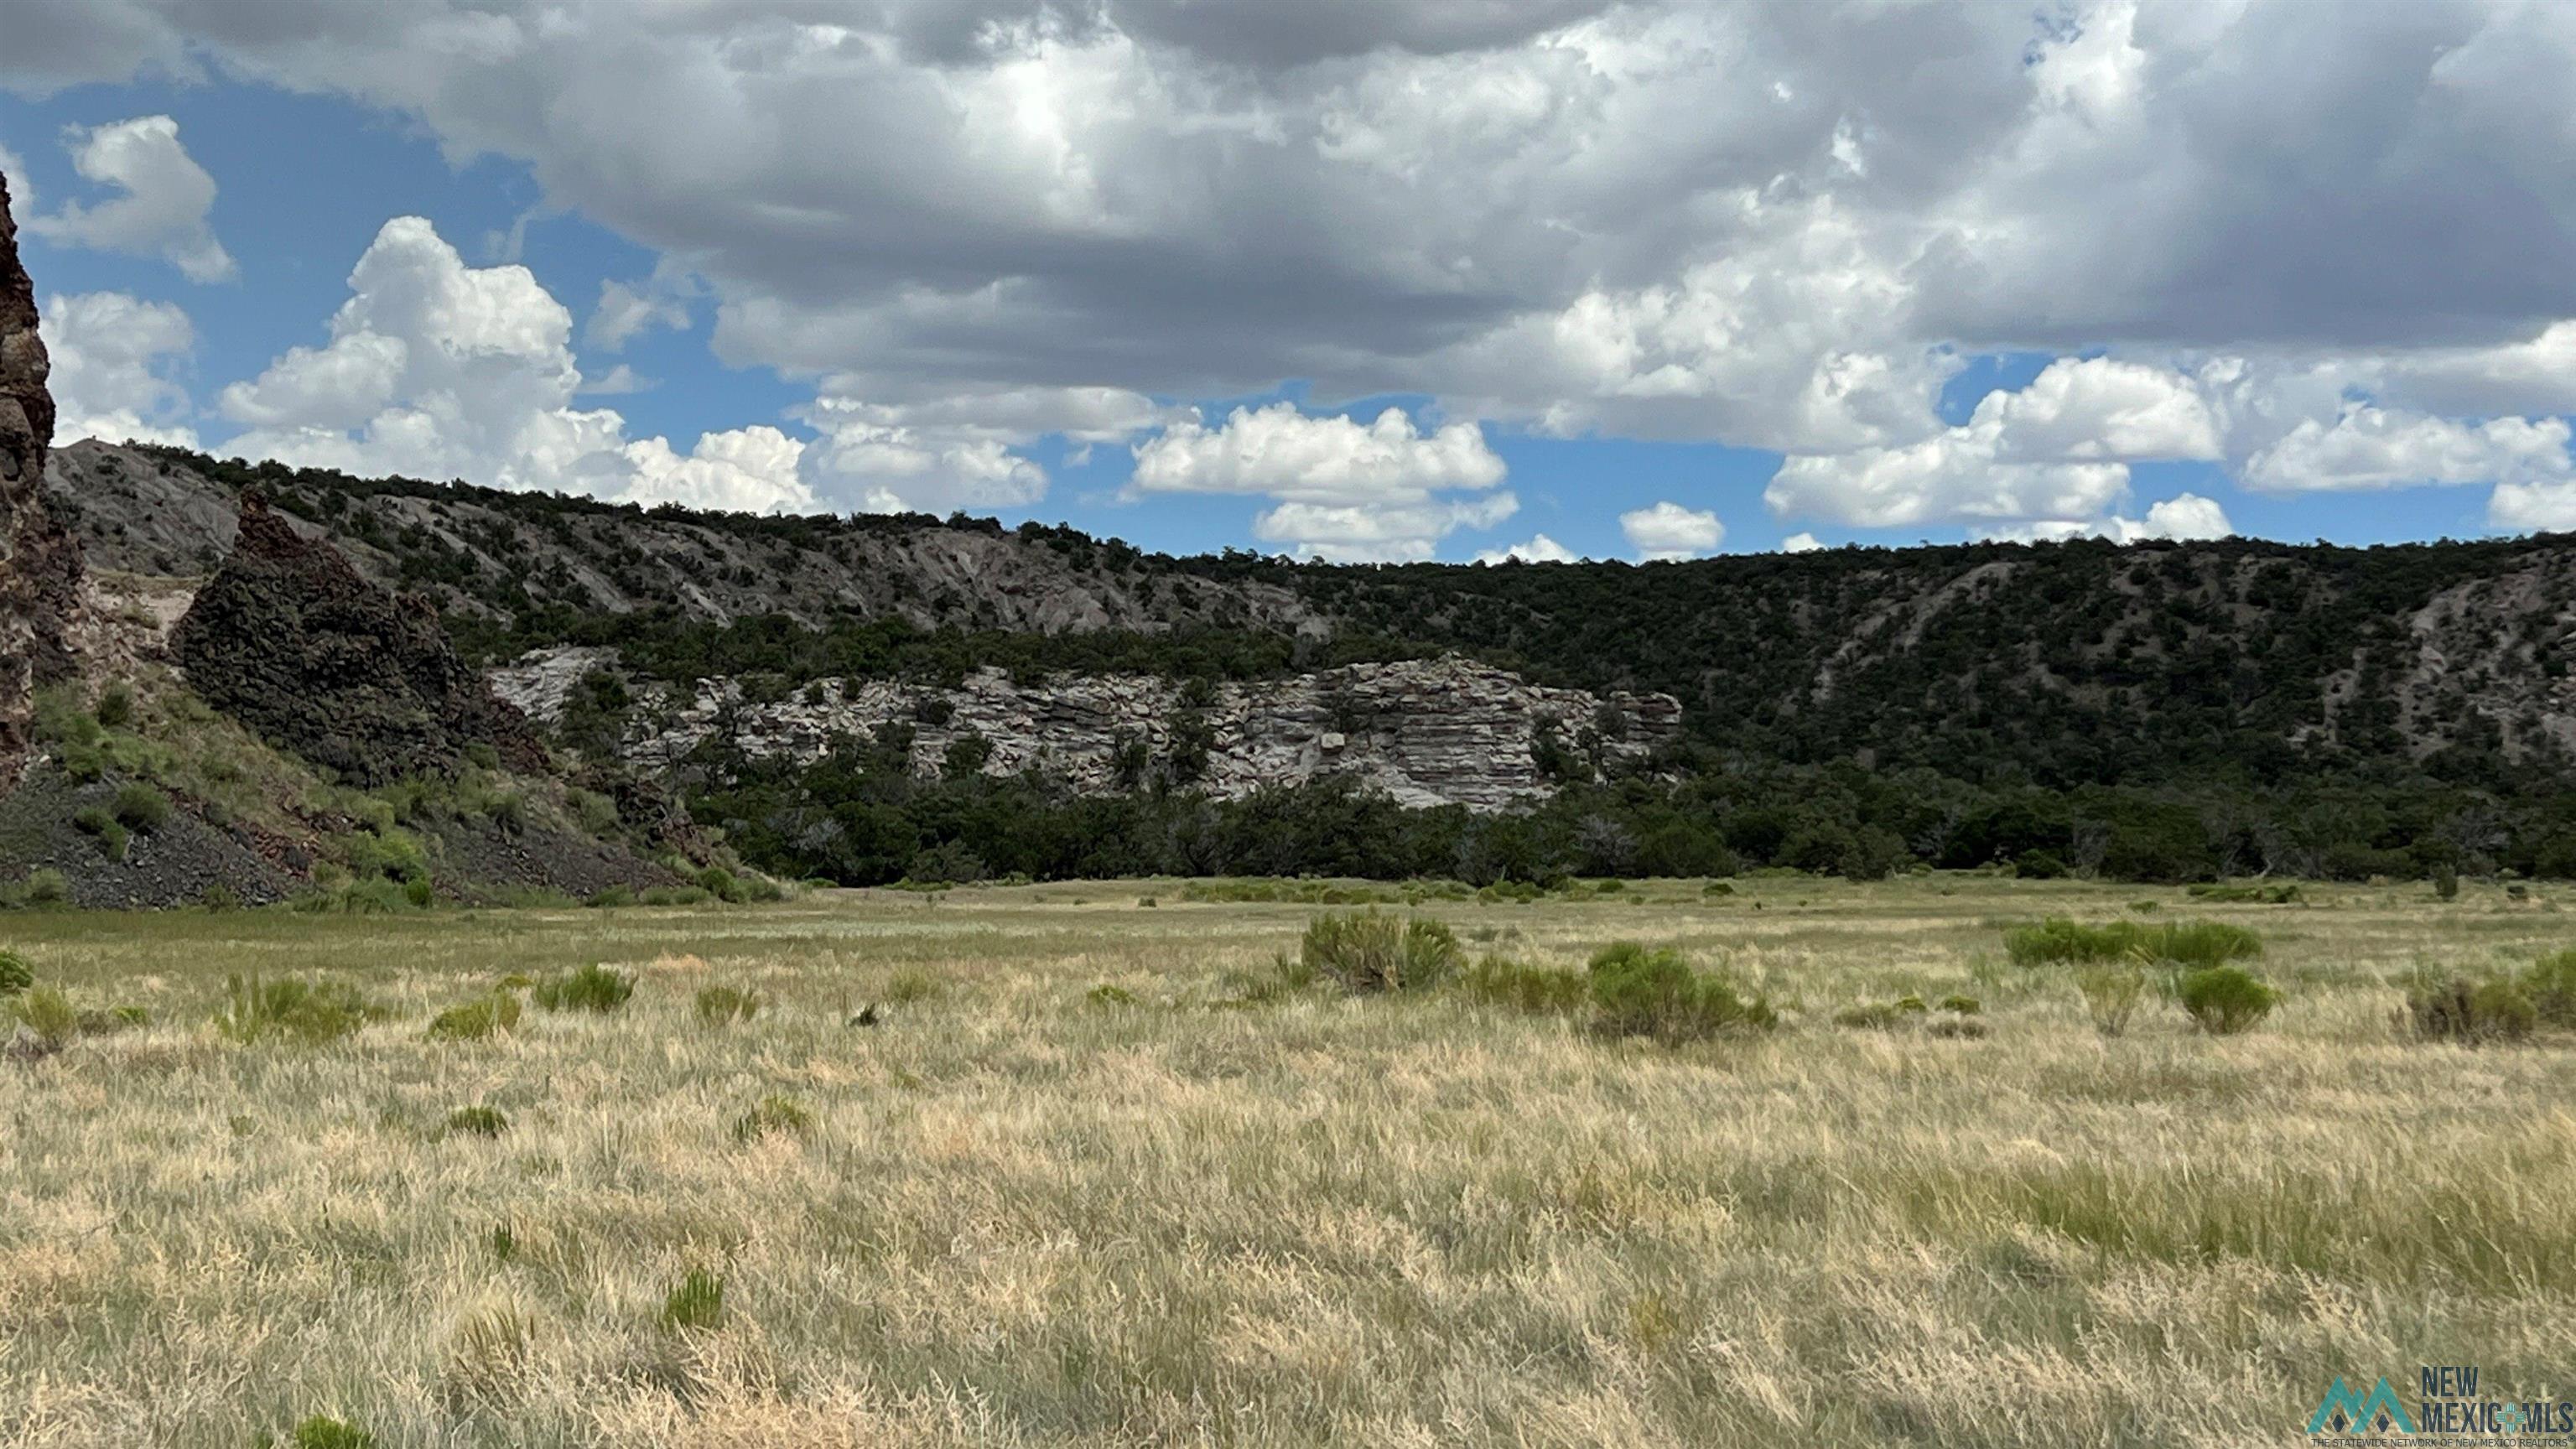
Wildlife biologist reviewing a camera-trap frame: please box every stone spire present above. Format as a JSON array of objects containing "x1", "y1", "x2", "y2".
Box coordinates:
[{"x1": 1, "y1": 168, "x2": 86, "y2": 786}]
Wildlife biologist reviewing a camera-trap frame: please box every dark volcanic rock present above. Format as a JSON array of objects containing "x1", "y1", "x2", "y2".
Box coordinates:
[
  {"x1": 0, "y1": 170, "x2": 86, "y2": 787},
  {"x1": 172, "y1": 495, "x2": 548, "y2": 787}
]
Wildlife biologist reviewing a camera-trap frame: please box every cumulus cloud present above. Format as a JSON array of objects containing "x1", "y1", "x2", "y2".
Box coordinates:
[
  {"x1": 2240, "y1": 406, "x2": 2573, "y2": 492},
  {"x1": 28, "y1": 116, "x2": 233, "y2": 282},
  {"x1": 801, "y1": 384, "x2": 1167, "y2": 515},
  {"x1": 587, "y1": 262, "x2": 699, "y2": 353},
  {"x1": 1779, "y1": 532, "x2": 1824, "y2": 553},
  {"x1": 40, "y1": 290, "x2": 198, "y2": 446},
  {"x1": 1981, "y1": 492, "x2": 2236, "y2": 544},
  {"x1": 1620, "y1": 501, "x2": 1724, "y2": 561},
  {"x1": 218, "y1": 216, "x2": 810, "y2": 512},
  {"x1": 1476, "y1": 533, "x2": 1578, "y2": 564},
  {"x1": 1130, "y1": 402, "x2": 1511, "y2": 559},
  {"x1": 0, "y1": 142, "x2": 32, "y2": 207},
  {"x1": 18, "y1": 3, "x2": 2576, "y2": 538}
]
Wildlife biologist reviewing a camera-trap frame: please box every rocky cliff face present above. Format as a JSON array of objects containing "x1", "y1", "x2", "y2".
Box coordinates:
[
  {"x1": 496, "y1": 649, "x2": 1681, "y2": 812},
  {"x1": 0, "y1": 171, "x2": 85, "y2": 787},
  {"x1": 173, "y1": 497, "x2": 548, "y2": 787}
]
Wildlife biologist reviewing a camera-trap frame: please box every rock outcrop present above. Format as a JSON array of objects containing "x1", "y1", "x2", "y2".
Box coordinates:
[
  {"x1": 0, "y1": 170, "x2": 85, "y2": 787},
  {"x1": 174, "y1": 496, "x2": 548, "y2": 786},
  {"x1": 496, "y1": 650, "x2": 1682, "y2": 812}
]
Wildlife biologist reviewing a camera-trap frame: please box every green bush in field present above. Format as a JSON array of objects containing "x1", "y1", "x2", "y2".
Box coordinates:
[
  {"x1": 1301, "y1": 910, "x2": 1462, "y2": 993},
  {"x1": 11, "y1": 984, "x2": 80, "y2": 1052},
  {"x1": 2405, "y1": 974, "x2": 2536, "y2": 1044},
  {"x1": 2177, "y1": 965, "x2": 2281, "y2": 1036},
  {"x1": 1936, "y1": 993, "x2": 1981, "y2": 1015},
  {"x1": 660, "y1": 1268, "x2": 725, "y2": 1330},
  {"x1": 2526, "y1": 949, "x2": 2576, "y2": 1026},
  {"x1": 72, "y1": 807, "x2": 129, "y2": 861},
  {"x1": 732, "y1": 1094, "x2": 811, "y2": 1144},
  {"x1": 1586, "y1": 942, "x2": 1774, "y2": 1042},
  {"x1": 2004, "y1": 917, "x2": 2262, "y2": 969},
  {"x1": 1459, "y1": 954, "x2": 1587, "y2": 1015},
  {"x1": 1085, "y1": 983, "x2": 1137, "y2": 1007},
  {"x1": 2076, "y1": 963, "x2": 2148, "y2": 1037},
  {"x1": 0, "y1": 949, "x2": 30, "y2": 995},
  {"x1": 695, "y1": 983, "x2": 761, "y2": 1026},
  {"x1": 428, "y1": 992, "x2": 523, "y2": 1041},
  {"x1": 23, "y1": 869, "x2": 69, "y2": 907},
  {"x1": 257, "y1": 1415, "x2": 378, "y2": 1449},
  {"x1": 443, "y1": 1105, "x2": 511, "y2": 1138},
  {"x1": 216, "y1": 975, "x2": 381, "y2": 1045},
  {"x1": 533, "y1": 963, "x2": 633, "y2": 1013}
]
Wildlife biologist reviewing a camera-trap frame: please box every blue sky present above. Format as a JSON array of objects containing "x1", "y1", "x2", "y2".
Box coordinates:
[{"x1": 5, "y1": 2, "x2": 2573, "y2": 563}]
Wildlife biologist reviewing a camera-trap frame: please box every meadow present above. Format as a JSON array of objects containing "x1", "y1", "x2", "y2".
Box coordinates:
[{"x1": 3, "y1": 874, "x2": 2572, "y2": 1447}]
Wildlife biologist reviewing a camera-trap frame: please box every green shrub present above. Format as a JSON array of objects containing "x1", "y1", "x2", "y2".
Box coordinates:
[
  {"x1": 428, "y1": 992, "x2": 523, "y2": 1041},
  {"x1": 443, "y1": 1105, "x2": 511, "y2": 1138},
  {"x1": 2433, "y1": 864, "x2": 2461, "y2": 901},
  {"x1": 0, "y1": 950, "x2": 29, "y2": 995},
  {"x1": 402, "y1": 877, "x2": 434, "y2": 909},
  {"x1": 2405, "y1": 974, "x2": 2536, "y2": 1044},
  {"x1": 532, "y1": 963, "x2": 633, "y2": 1013},
  {"x1": 2075, "y1": 963, "x2": 2147, "y2": 1037},
  {"x1": 1936, "y1": 993, "x2": 1981, "y2": 1015},
  {"x1": 2526, "y1": 950, "x2": 2576, "y2": 1026},
  {"x1": 216, "y1": 976, "x2": 381, "y2": 1044},
  {"x1": 2177, "y1": 966, "x2": 2281, "y2": 1036},
  {"x1": 201, "y1": 883, "x2": 240, "y2": 911},
  {"x1": 23, "y1": 869, "x2": 68, "y2": 907},
  {"x1": 11, "y1": 984, "x2": 80, "y2": 1052},
  {"x1": 1300, "y1": 911, "x2": 1462, "y2": 993},
  {"x1": 660, "y1": 1268, "x2": 725, "y2": 1330},
  {"x1": 73, "y1": 808, "x2": 129, "y2": 861},
  {"x1": 1084, "y1": 983, "x2": 1137, "y2": 1007},
  {"x1": 1459, "y1": 954, "x2": 1587, "y2": 1015},
  {"x1": 732, "y1": 1094, "x2": 811, "y2": 1144},
  {"x1": 586, "y1": 885, "x2": 636, "y2": 908},
  {"x1": 93, "y1": 683, "x2": 135, "y2": 730},
  {"x1": 1586, "y1": 942, "x2": 1775, "y2": 1042},
  {"x1": 2003, "y1": 917, "x2": 2262, "y2": 969},
  {"x1": 259, "y1": 1415, "x2": 378, "y2": 1449},
  {"x1": 695, "y1": 983, "x2": 761, "y2": 1026},
  {"x1": 112, "y1": 782, "x2": 171, "y2": 833}
]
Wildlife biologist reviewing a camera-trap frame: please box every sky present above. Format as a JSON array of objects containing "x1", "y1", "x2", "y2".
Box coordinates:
[{"x1": 3, "y1": 1, "x2": 2573, "y2": 564}]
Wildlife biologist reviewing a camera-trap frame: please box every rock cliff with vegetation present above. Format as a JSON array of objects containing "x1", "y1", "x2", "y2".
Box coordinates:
[{"x1": 0, "y1": 174, "x2": 84, "y2": 787}]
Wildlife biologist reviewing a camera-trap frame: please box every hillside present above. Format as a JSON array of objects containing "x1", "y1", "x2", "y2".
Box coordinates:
[{"x1": 29, "y1": 437, "x2": 2576, "y2": 890}]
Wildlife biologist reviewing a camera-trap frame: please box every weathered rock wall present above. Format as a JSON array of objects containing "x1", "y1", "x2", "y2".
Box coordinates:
[
  {"x1": 173, "y1": 497, "x2": 548, "y2": 787},
  {"x1": 0, "y1": 170, "x2": 85, "y2": 787},
  {"x1": 495, "y1": 649, "x2": 1682, "y2": 812}
]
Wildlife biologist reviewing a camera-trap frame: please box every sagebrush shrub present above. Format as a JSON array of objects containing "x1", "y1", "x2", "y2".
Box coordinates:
[
  {"x1": 11, "y1": 984, "x2": 80, "y2": 1052},
  {"x1": 1459, "y1": 954, "x2": 1587, "y2": 1015},
  {"x1": 2005, "y1": 917, "x2": 2262, "y2": 969},
  {"x1": 1586, "y1": 942, "x2": 1774, "y2": 1042},
  {"x1": 0, "y1": 949, "x2": 30, "y2": 995},
  {"x1": 1937, "y1": 994, "x2": 1982, "y2": 1015},
  {"x1": 1301, "y1": 911, "x2": 1462, "y2": 993},
  {"x1": 533, "y1": 963, "x2": 633, "y2": 1013},
  {"x1": 2405, "y1": 974, "x2": 2535, "y2": 1044},
  {"x1": 694, "y1": 983, "x2": 762, "y2": 1026},
  {"x1": 661, "y1": 1269, "x2": 725, "y2": 1330},
  {"x1": 428, "y1": 992, "x2": 523, "y2": 1041},
  {"x1": 2178, "y1": 965, "x2": 2281, "y2": 1036},
  {"x1": 2076, "y1": 963, "x2": 2148, "y2": 1036},
  {"x1": 112, "y1": 782, "x2": 171, "y2": 834},
  {"x1": 216, "y1": 975, "x2": 380, "y2": 1044},
  {"x1": 262, "y1": 1416, "x2": 377, "y2": 1449},
  {"x1": 1085, "y1": 983, "x2": 1137, "y2": 1007},
  {"x1": 2526, "y1": 949, "x2": 2576, "y2": 1026}
]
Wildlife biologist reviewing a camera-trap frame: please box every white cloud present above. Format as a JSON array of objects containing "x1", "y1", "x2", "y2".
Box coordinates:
[
  {"x1": 27, "y1": 116, "x2": 233, "y2": 282},
  {"x1": 1619, "y1": 501, "x2": 1724, "y2": 561},
  {"x1": 1476, "y1": 533, "x2": 1577, "y2": 564},
  {"x1": 2490, "y1": 480, "x2": 2576, "y2": 533},
  {"x1": 2241, "y1": 406, "x2": 2573, "y2": 492},
  {"x1": 587, "y1": 262, "x2": 699, "y2": 352},
  {"x1": 1971, "y1": 357, "x2": 2222, "y2": 463},
  {"x1": 1982, "y1": 492, "x2": 2236, "y2": 544},
  {"x1": 39, "y1": 289, "x2": 198, "y2": 446},
  {"x1": 1130, "y1": 402, "x2": 1511, "y2": 558},
  {"x1": 0, "y1": 142, "x2": 31, "y2": 208},
  {"x1": 1779, "y1": 532, "x2": 1823, "y2": 553},
  {"x1": 799, "y1": 384, "x2": 1166, "y2": 515},
  {"x1": 216, "y1": 215, "x2": 811, "y2": 512}
]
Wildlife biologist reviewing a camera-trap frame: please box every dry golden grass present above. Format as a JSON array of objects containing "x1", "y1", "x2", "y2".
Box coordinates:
[{"x1": 3, "y1": 874, "x2": 2573, "y2": 1446}]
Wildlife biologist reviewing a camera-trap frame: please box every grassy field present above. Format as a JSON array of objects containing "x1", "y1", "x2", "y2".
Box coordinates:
[{"x1": 3, "y1": 874, "x2": 2572, "y2": 1447}]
